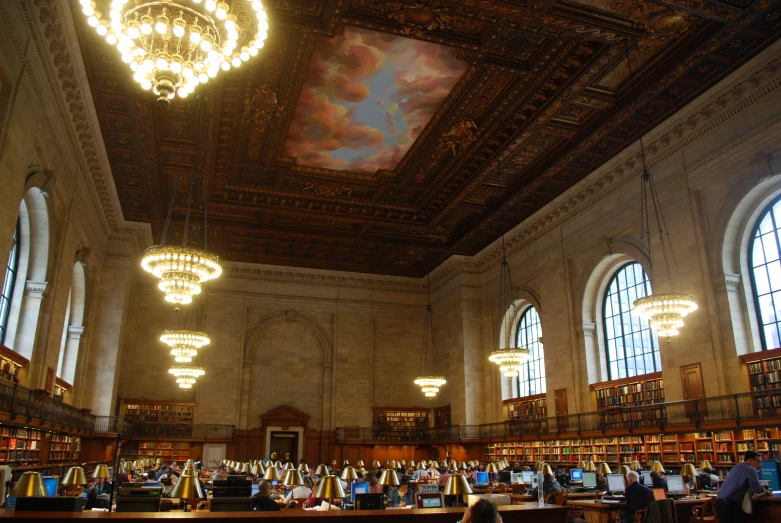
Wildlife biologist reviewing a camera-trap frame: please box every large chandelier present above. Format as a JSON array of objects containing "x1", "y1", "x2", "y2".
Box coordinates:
[
  {"x1": 141, "y1": 170, "x2": 222, "y2": 304},
  {"x1": 622, "y1": 41, "x2": 697, "y2": 338},
  {"x1": 160, "y1": 329, "x2": 210, "y2": 362},
  {"x1": 414, "y1": 276, "x2": 446, "y2": 398},
  {"x1": 168, "y1": 365, "x2": 205, "y2": 389},
  {"x1": 489, "y1": 236, "x2": 530, "y2": 376},
  {"x1": 80, "y1": 0, "x2": 269, "y2": 107}
]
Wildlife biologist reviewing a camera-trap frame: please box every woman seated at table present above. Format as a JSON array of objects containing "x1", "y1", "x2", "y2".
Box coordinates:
[
  {"x1": 366, "y1": 472, "x2": 383, "y2": 494},
  {"x1": 389, "y1": 481, "x2": 415, "y2": 507}
]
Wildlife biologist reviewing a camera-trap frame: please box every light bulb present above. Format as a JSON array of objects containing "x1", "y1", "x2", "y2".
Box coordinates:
[
  {"x1": 88, "y1": 16, "x2": 99, "y2": 27},
  {"x1": 240, "y1": 51, "x2": 249, "y2": 61},
  {"x1": 198, "y1": 72, "x2": 208, "y2": 83},
  {"x1": 205, "y1": 0, "x2": 216, "y2": 11},
  {"x1": 173, "y1": 25, "x2": 185, "y2": 38},
  {"x1": 248, "y1": 46, "x2": 258, "y2": 56},
  {"x1": 178, "y1": 88, "x2": 189, "y2": 98},
  {"x1": 141, "y1": 79, "x2": 153, "y2": 90},
  {"x1": 167, "y1": 92, "x2": 175, "y2": 99},
  {"x1": 133, "y1": 70, "x2": 145, "y2": 82},
  {"x1": 128, "y1": 26, "x2": 140, "y2": 39},
  {"x1": 156, "y1": 58, "x2": 168, "y2": 70},
  {"x1": 228, "y1": 30, "x2": 238, "y2": 41},
  {"x1": 122, "y1": 53, "x2": 132, "y2": 63},
  {"x1": 140, "y1": 23, "x2": 152, "y2": 34},
  {"x1": 170, "y1": 60, "x2": 182, "y2": 73},
  {"x1": 207, "y1": 68, "x2": 218, "y2": 78},
  {"x1": 216, "y1": 6, "x2": 227, "y2": 19},
  {"x1": 257, "y1": 10, "x2": 267, "y2": 21},
  {"x1": 253, "y1": 0, "x2": 263, "y2": 10},
  {"x1": 152, "y1": 85, "x2": 160, "y2": 95},
  {"x1": 106, "y1": 33, "x2": 117, "y2": 45},
  {"x1": 260, "y1": 20, "x2": 269, "y2": 32},
  {"x1": 225, "y1": 19, "x2": 235, "y2": 31},
  {"x1": 232, "y1": 56, "x2": 241, "y2": 67},
  {"x1": 82, "y1": 4, "x2": 94, "y2": 16},
  {"x1": 155, "y1": 21, "x2": 167, "y2": 34},
  {"x1": 190, "y1": 30, "x2": 201, "y2": 44},
  {"x1": 220, "y1": 61, "x2": 230, "y2": 71},
  {"x1": 183, "y1": 66, "x2": 194, "y2": 78}
]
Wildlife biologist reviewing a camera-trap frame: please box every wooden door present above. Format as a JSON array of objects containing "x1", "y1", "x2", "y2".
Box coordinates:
[
  {"x1": 680, "y1": 363, "x2": 705, "y2": 400},
  {"x1": 554, "y1": 389, "x2": 568, "y2": 431}
]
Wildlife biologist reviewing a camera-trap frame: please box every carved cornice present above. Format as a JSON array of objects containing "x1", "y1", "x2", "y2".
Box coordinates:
[
  {"x1": 578, "y1": 323, "x2": 596, "y2": 336},
  {"x1": 470, "y1": 50, "x2": 781, "y2": 272},
  {"x1": 712, "y1": 272, "x2": 741, "y2": 294},
  {"x1": 24, "y1": 280, "x2": 48, "y2": 296},
  {"x1": 67, "y1": 326, "x2": 84, "y2": 339}
]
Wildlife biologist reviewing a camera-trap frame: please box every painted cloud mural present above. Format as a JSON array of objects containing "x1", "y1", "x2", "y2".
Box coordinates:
[{"x1": 282, "y1": 28, "x2": 467, "y2": 173}]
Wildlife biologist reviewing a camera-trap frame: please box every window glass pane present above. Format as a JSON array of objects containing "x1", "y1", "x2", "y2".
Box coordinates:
[
  {"x1": 751, "y1": 199, "x2": 781, "y2": 350},
  {"x1": 763, "y1": 234, "x2": 780, "y2": 263},
  {"x1": 759, "y1": 213, "x2": 773, "y2": 234},
  {"x1": 602, "y1": 263, "x2": 660, "y2": 379},
  {"x1": 0, "y1": 221, "x2": 20, "y2": 345},
  {"x1": 753, "y1": 238, "x2": 767, "y2": 267},
  {"x1": 755, "y1": 265, "x2": 771, "y2": 295},
  {"x1": 514, "y1": 306, "x2": 545, "y2": 397}
]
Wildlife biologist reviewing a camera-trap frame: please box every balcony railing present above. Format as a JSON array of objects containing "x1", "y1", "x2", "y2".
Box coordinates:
[
  {"x1": 92, "y1": 416, "x2": 133, "y2": 437},
  {"x1": 335, "y1": 389, "x2": 781, "y2": 443},
  {"x1": 0, "y1": 377, "x2": 95, "y2": 432},
  {"x1": 128, "y1": 422, "x2": 234, "y2": 440}
]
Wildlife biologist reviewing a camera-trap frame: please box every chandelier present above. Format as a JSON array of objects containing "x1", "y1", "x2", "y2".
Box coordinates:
[
  {"x1": 160, "y1": 329, "x2": 210, "y2": 362},
  {"x1": 414, "y1": 276, "x2": 446, "y2": 398},
  {"x1": 489, "y1": 236, "x2": 530, "y2": 376},
  {"x1": 622, "y1": 41, "x2": 697, "y2": 338},
  {"x1": 141, "y1": 169, "x2": 222, "y2": 304},
  {"x1": 80, "y1": 0, "x2": 269, "y2": 107},
  {"x1": 168, "y1": 365, "x2": 205, "y2": 389}
]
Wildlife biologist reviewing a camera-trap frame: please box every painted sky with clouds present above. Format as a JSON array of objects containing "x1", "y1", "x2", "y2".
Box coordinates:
[{"x1": 282, "y1": 28, "x2": 467, "y2": 173}]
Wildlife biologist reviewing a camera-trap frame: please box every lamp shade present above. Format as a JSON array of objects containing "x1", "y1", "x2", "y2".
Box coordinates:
[
  {"x1": 448, "y1": 461, "x2": 459, "y2": 473},
  {"x1": 156, "y1": 458, "x2": 162, "y2": 464},
  {"x1": 460, "y1": 462, "x2": 468, "y2": 470},
  {"x1": 239, "y1": 463, "x2": 249, "y2": 473},
  {"x1": 316, "y1": 475, "x2": 346, "y2": 500},
  {"x1": 298, "y1": 463, "x2": 309, "y2": 473},
  {"x1": 315, "y1": 464, "x2": 330, "y2": 476},
  {"x1": 93, "y1": 464, "x2": 111, "y2": 480},
  {"x1": 264, "y1": 467, "x2": 281, "y2": 481},
  {"x1": 379, "y1": 469, "x2": 400, "y2": 487},
  {"x1": 630, "y1": 461, "x2": 642, "y2": 472},
  {"x1": 343, "y1": 460, "x2": 350, "y2": 466},
  {"x1": 540, "y1": 464, "x2": 553, "y2": 476},
  {"x1": 416, "y1": 462, "x2": 426, "y2": 470},
  {"x1": 61, "y1": 466, "x2": 89, "y2": 486},
  {"x1": 331, "y1": 460, "x2": 337, "y2": 466},
  {"x1": 698, "y1": 460, "x2": 713, "y2": 472},
  {"x1": 283, "y1": 470, "x2": 305, "y2": 487},
  {"x1": 399, "y1": 460, "x2": 406, "y2": 466},
  {"x1": 372, "y1": 460, "x2": 381, "y2": 469},
  {"x1": 598, "y1": 463, "x2": 612, "y2": 475},
  {"x1": 431, "y1": 461, "x2": 440, "y2": 469},
  {"x1": 584, "y1": 461, "x2": 597, "y2": 472},
  {"x1": 357, "y1": 460, "x2": 365, "y2": 468},
  {"x1": 444, "y1": 475, "x2": 473, "y2": 496},
  {"x1": 681, "y1": 463, "x2": 697, "y2": 478},
  {"x1": 11, "y1": 472, "x2": 47, "y2": 497},
  {"x1": 341, "y1": 466, "x2": 358, "y2": 481},
  {"x1": 575, "y1": 460, "x2": 586, "y2": 469},
  {"x1": 122, "y1": 461, "x2": 133, "y2": 473},
  {"x1": 285, "y1": 462, "x2": 295, "y2": 471},
  {"x1": 170, "y1": 469, "x2": 204, "y2": 500},
  {"x1": 249, "y1": 464, "x2": 259, "y2": 475},
  {"x1": 617, "y1": 465, "x2": 631, "y2": 477},
  {"x1": 408, "y1": 460, "x2": 416, "y2": 468},
  {"x1": 650, "y1": 461, "x2": 665, "y2": 473},
  {"x1": 274, "y1": 461, "x2": 283, "y2": 469}
]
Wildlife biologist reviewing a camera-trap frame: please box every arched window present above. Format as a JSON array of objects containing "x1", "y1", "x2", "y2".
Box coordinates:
[
  {"x1": 0, "y1": 220, "x2": 20, "y2": 344},
  {"x1": 750, "y1": 197, "x2": 781, "y2": 350},
  {"x1": 603, "y1": 262, "x2": 660, "y2": 380},
  {"x1": 515, "y1": 306, "x2": 545, "y2": 397}
]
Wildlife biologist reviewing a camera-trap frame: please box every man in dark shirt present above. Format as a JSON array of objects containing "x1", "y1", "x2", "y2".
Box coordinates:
[
  {"x1": 622, "y1": 471, "x2": 653, "y2": 523},
  {"x1": 251, "y1": 480, "x2": 282, "y2": 512}
]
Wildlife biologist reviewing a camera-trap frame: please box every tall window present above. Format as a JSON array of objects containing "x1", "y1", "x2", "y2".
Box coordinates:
[
  {"x1": 515, "y1": 307, "x2": 545, "y2": 397},
  {"x1": 750, "y1": 197, "x2": 781, "y2": 350},
  {"x1": 603, "y1": 262, "x2": 660, "y2": 380},
  {"x1": 0, "y1": 221, "x2": 20, "y2": 344}
]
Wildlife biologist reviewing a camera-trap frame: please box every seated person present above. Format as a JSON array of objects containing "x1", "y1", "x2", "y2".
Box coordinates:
[
  {"x1": 539, "y1": 473, "x2": 563, "y2": 501},
  {"x1": 622, "y1": 471, "x2": 653, "y2": 523},
  {"x1": 650, "y1": 471, "x2": 667, "y2": 491},
  {"x1": 412, "y1": 467, "x2": 429, "y2": 480},
  {"x1": 284, "y1": 476, "x2": 314, "y2": 504},
  {"x1": 701, "y1": 467, "x2": 719, "y2": 488},
  {"x1": 462, "y1": 498, "x2": 502, "y2": 523},
  {"x1": 389, "y1": 481, "x2": 414, "y2": 507},
  {"x1": 252, "y1": 480, "x2": 281, "y2": 512}
]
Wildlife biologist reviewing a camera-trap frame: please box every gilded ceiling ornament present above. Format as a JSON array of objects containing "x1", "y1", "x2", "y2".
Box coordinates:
[
  {"x1": 371, "y1": 1, "x2": 458, "y2": 38},
  {"x1": 244, "y1": 85, "x2": 284, "y2": 125},
  {"x1": 438, "y1": 120, "x2": 478, "y2": 155},
  {"x1": 302, "y1": 183, "x2": 353, "y2": 198},
  {"x1": 606, "y1": 0, "x2": 691, "y2": 39}
]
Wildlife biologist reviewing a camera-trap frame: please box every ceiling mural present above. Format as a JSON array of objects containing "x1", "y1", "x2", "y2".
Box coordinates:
[
  {"x1": 283, "y1": 27, "x2": 468, "y2": 173},
  {"x1": 71, "y1": 0, "x2": 781, "y2": 276}
]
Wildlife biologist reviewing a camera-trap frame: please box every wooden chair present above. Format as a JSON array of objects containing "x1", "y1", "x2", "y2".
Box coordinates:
[
  {"x1": 492, "y1": 486, "x2": 510, "y2": 494},
  {"x1": 690, "y1": 498, "x2": 718, "y2": 522},
  {"x1": 652, "y1": 488, "x2": 668, "y2": 500},
  {"x1": 544, "y1": 491, "x2": 567, "y2": 505},
  {"x1": 286, "y1": 497, "x2": 308, "y2": 510}
]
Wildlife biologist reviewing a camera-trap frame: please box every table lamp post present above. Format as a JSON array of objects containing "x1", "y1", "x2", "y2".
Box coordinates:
[
  {"x1": 264, "y1": 466, "x2": 281, "y2": 483},
  {"x1": 60, "y1": 466, "x2": 88, "y2": 496},
  {"x1": 379, "y1": 467, "x2": 399, "y2": 505},
  {"x1": 681, "y1": 463, "x2": 697, "y2": 492},
  {"x1": 283, "y1": 469, "x2": 305, "y2": 501},
  {"x1": 597, "y1": 463, "x2": 612, "y2": 475},
  {"x1": 10, "y1": 472, "x2": 47, "y2": 497},
  {"x1": 444, "y1": 474, "x2": 472, "y2": 507},
  {"x1": 315, "y1": 475, "x2": 346, "y2": 511},
  {"x1": 170, "y1": 465, "x2": 204, "y2": 512}
]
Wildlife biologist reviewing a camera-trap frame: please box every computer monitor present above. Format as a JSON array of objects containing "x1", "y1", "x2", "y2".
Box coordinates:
[
  {"x1": 607, "y1": 474, "x2": 625, "y2": 492},
  {"x1": 641, "y1": 471, "x2": 653, "y2": 486},
  {"x1": 582, "y1": 472, "x2": 597, "y2": 489},
  {"x1": 355, "y1": 493, "x2": 384, "y2": 510},
  {"x1": 511, "y1": 472, "x2": 522, "y2": 484},
  {"x1": 210, "y1": 498, "x2": 253, "y2": 512},
  {"x1": 143, "y1": 482, "x2": 163, "y2": 488},
  {"x1": 43, "y1": 476, "x2": 59, "y2": 497},
  {"x1": 570, "y1": 469, "x2": 583, "y2": 483},
  {"x1": 521, "y1": 471, "x2": 533, "y2": 484},
  {"x1": 15, "y1": 496, "x2": 83, "y2": 512},
  {"x1": 115, "y1": 498, "x2": 162, "y2": 513},
  {"x1": 474, "y1": 471, "x2": 489, "y2": 485},
  {"x1": 351, "y1": 481, "x2": 369, "y2": 502},
  {"x1": 667, "y1": 475, "x2": 685, "y2": 494},
  {"x1": 416, "y1": 493, "x2": 443, "y2": 508},
  {"x1": 498, "y1": 471, "x2": 512, "y2": 484}
]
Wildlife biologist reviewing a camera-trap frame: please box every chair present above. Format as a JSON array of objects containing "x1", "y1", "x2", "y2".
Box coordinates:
[
  {"x1": 286, "y1": 497, "x2": 308, "y2": 510},
  {"x1": 652, "y1": 488, "x2": 668, "y2": 500},
  {"x1": 690, "y1": 498, "x2": 717, "y2": 522},
  {"x1": 636, "y1": 498, "x2": 676, "y2": 523},
  {"x1": 544, "y1": 491, "x2": 567, "y2": 505}
]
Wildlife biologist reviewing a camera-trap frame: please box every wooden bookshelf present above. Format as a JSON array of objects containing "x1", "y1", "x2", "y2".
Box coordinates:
[
  {"x1": 49, "y1": 433, "x2": 81, "y2": 463},
  {"x1": 121, "y1": 441, "x2": 190, "y2": 463},
  {"x1": 739, "y1": 349, "x2": 781, "y2": 417},
  {"x1": 484, "y1": 427, "x2": 781, "y2": 475},
  {"x1": 124, "y1": 399, "x2": 195, "y2": 425},
  {"x1": 590, "y1": 372, "x2": 664, "y2": 429},
  {"x1": 434, "y1": 405, "x2": 451, "y2": 427},
  {"x1": 0, "y1": 344, "x2": 28, "y2": 384},
  {"x1": 0, "y1": 426, "x2": 42, "y2": 465},
  {"x1": 371, "y1": 407, "x2": 429, "y2": 440},
  {"x1": 504, "y1": 393, "x2": 547, "y2": 421}
]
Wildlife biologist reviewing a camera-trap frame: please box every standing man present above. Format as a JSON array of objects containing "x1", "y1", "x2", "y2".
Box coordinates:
[{"x1": 716, "y1": 450, "x2": 770, "y2": 522}]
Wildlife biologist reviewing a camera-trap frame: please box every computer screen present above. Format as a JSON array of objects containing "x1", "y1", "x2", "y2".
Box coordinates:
[
  {"x1": 641, "y1": 471, "x2": 652, "y2": 486},
  {"x1": 498, "y1": 471, "x2": 512, "y2": 483},
  {"x1": 43, "y1": 476, "x2": 59, "y2": 497},
  {"x1": 607, "y1": 474, "x2": 625, "y2": 492},
  {"x1": 667, "y1": 475, "x2": 684, "y2": 493},
  {"x1": 582, "y1": 472, "x2": 597, "y2": 489},
  {"x1": 355, "y1": 493, "x2": 384, "y2": 510},
  {"x1": 351, "y1": 482, "x2": 369, "y2": 502},
  {"x1": 422, "y1": 497, "x2": 442, "y2": 508},
  {"x1": 144, "y1": 482, "x2": 163, "y2": 488},
  {"x1": 510, "y1": 472, "x2": 522, "y2": 484},
  {"x1": 521, "y1": 471, "x2": 533, "y2": 484},
  {"x1": 475, "y1": 471, "x2": 489, "y2": 484},
  {"x1": 570, "y1": 469, "x2": 583, "y2": 482}
]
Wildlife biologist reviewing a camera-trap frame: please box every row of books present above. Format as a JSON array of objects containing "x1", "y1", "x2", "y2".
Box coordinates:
[
  {"x1": 748, "y1": 360, "x2": 781, "y2": 373},
  {"x1": 0, "y1": 427, "x2": 40, "y2": 438}
]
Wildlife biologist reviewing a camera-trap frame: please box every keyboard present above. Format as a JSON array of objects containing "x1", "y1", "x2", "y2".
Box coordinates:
[
  {"x1": 602, "y1": 495, "x2": 625, "y2": 501},
  {"x1": 601, "y1": 499, "x2": 621, "y2": 504}
]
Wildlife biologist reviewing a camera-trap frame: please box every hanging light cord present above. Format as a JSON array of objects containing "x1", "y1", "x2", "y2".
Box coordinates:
[
  {"x1": 624, "y1": 39, "x2": 683, "y2": 292},
  {"x1": 420, "y1": 275, "x2": 434, "y2": 374},
  {"x1": 160, "y1": 169, "x2": 182, "y2": 245},
  {"x1": 183, "y1": 175, "x2": 195, "y2": 247}
]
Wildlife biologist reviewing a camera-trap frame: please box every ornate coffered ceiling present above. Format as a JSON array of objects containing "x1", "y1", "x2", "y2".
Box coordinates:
[{"x1": 72, "y1": 0, "x2": 781, "y2": 276}]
